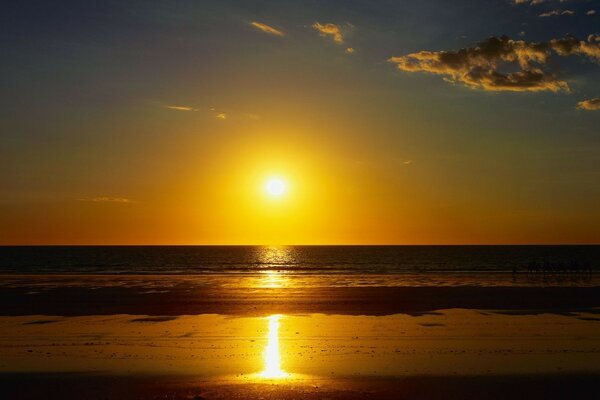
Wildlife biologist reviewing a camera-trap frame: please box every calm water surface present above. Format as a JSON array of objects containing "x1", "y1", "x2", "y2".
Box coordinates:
[{"x1": 0, "y1": 245, "x2": 598, "y2": 274}]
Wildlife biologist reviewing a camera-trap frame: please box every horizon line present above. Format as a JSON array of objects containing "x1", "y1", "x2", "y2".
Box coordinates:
[{"x1": 1, "y1": 243, "x2": 599, "y2": 247}]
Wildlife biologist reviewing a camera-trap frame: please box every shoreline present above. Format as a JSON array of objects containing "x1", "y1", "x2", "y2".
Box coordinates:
[{"x1": 1, "y1": 275, "x2": 599, "y2": 316}]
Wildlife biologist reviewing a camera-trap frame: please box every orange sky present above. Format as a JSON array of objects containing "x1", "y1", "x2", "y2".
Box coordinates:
[{"x1": 1, "y1": 1, "x2": 599, "y2": 244}]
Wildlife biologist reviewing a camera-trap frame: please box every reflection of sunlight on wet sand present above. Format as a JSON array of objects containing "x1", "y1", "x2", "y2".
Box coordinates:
[
  {"x1": 259, "y1": 314, "x2": 289, "y2": 379},
  {"x1": 3, "y1": 311, "x2": 600, "y2": 381},
  {"x1": 259, "y1": 270, "x2": 290, "y2": 288}
]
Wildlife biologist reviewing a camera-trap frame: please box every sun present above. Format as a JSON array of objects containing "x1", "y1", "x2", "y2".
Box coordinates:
[{"x1": 265, "y1": 178, "x2": 286, "y2": 197}]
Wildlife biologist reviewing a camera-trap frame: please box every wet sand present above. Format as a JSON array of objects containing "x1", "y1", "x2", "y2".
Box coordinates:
[
  {"x1": 1, "y1": 274, "x2": 599, "y2": 316},
  {"x1": 1, "y1": 310, "x2": 600, "y2": 399},
  {"x1": 2, "y1": 311, "x2": 599, "y2": 375},
  {"x1": 1, "y1": 274, "x2": 599, "y2": 399}
]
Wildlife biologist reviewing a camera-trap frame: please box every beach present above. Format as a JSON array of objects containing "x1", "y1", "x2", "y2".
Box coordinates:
[{"x1": 1, "y1": 273, "x2": 599, "y2": 399}]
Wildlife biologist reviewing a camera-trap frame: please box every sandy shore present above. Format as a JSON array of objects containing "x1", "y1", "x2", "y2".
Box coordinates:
[
  {"x1": 1, "y1": 310, "x2": 599, "y2": 399},
  {"x1": 1, "y1": 274, "x2": 599, "y2": 399}
]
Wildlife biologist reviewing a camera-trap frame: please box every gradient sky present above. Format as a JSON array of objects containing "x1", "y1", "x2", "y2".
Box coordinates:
[{"x1": 1, "y1": 0, "x2": 599, "y2": 245}]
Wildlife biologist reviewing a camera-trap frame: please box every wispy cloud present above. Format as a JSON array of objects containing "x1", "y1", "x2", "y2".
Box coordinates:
[
  {"x1": 539, "y1": 9, "x2": 574, "y2": 17},
  {"x1": 250, "y1": 21, "x2": 284, "y2": 37},
  {"x1": 216, "y1": 113, "x2": 226, "y2": 120},
  {"x1": 164, "y1": 105, "x2": 198, "y2": 111},
  {"x1": 514, "y1": 0, "x2": 546, "y2": 5},
  {"x1": 388, "y1": 34, "x2": 600, "y2": 92},
  {"x1": 312, "y1": 22, "x2": 344, "y2": 44},
  {"x1": 514, "y1": 0, "x2": 570, "y2": 5},
  {"x1": 577, "y1": 98, "x2": 600, "y2": 110},
  {"x1": 345, "y1": 47, "x2": 355, "y2": 54},
  {"x1": 79, "y1": 197, "x2": 133, "y2": 203}
]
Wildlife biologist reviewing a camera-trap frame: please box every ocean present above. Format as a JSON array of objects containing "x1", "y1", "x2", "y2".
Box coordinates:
[{"x1": 0, "y1": 245, "x2": 598, "y2": 275}]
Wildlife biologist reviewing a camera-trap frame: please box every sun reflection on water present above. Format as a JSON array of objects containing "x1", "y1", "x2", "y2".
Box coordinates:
[
  {"x1": 258, "y1": 246, "x2": 295, "y2": 268},
  {"x1": 260, "y1": 314, "x2": 289, "y2": 379},
  {"x1": 256, "y1": 246, "x2": 295, "y2": 288}
]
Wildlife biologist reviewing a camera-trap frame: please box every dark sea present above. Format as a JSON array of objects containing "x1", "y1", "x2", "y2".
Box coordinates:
[{"x1": 0, "y1": 245, "x2": 598, "y2": 275}]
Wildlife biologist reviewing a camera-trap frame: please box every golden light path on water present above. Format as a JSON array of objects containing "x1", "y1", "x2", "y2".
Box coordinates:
[
  {"x1": 256, "y1": 246, "x2": 294, "y2": 288},
  {"x1": 256, "y1": 247, "x2": 291, "y2": 379},
  {"x1": 260, "y1": 314, "x2": 289, "y2": 378}
]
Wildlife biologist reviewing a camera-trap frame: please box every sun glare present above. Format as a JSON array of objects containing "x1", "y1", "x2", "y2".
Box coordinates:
[
  {"x1": 260, "y1": 314, "x2": 288, "y2": 378},
  {"x1": 265, "y1": 178, "x2": 286, "y2": 197}
]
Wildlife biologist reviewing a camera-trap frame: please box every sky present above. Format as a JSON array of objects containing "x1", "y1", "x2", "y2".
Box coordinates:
[{"x1": 1, "y1": 0, "x2": 599, "y2": 245}]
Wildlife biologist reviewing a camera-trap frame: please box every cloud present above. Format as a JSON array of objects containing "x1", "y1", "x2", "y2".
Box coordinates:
[
  {"x1": 216, "y1": 113, "x2": 226, "y2": 119},
  {"x1": 588, "y1": 10, "x2": 596, "y2": 15},
  {"x1": 577, "y1": 98, "x2": 600, "y2": 110},
  {"x1": 79, "y1": 197, "x2": 133, "y2": 203},
  {"x1": 389, "y1": 36, "x2": 568, "y2": 92},
  {"x1": 312, "y1": 22, "x2": 344, "y2": 44},
  {"x1": 539, "y1": 10, "x2": 574, "y2": 17},
  {"x1": 514, "y1": 0, "x2": 571, "y2": 4},
  {"x1": 514, "y1": 0, "x2": 546, "y2": 5},
  {"x1": 389, "y1": 35, "x2": 600, "y2": 92},
  {"x1": 250, "y1": 21, "x2": 284, "y2": 37},
  {"x1": 165, "y1": 105, "x2": 198, "y2": 111},
  {"x1": 345, "y1": 47, "x2": 355, "y2": 54},
  {"x1": 550, "y1": 34, "x2": 600, "y2": 61}
]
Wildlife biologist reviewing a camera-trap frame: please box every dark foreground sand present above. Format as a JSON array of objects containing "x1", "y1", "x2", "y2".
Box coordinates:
[{"x1": 2, "y1": 373, "x2": 599, "y2": 400}]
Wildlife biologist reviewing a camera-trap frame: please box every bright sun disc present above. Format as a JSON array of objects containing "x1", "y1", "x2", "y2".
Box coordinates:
[{"x1": 265, "y1": 178, "x2": 286, "y2": 197}]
